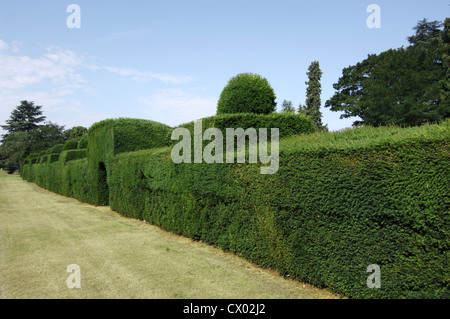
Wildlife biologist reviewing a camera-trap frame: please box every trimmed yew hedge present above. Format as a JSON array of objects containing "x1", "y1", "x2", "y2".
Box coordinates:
[
  {"x1": 108, "y1": 119, "x2": 449, "y2": 299},
  {"x1": 62, "y1": 138, "x2": 79, "y2": 151},
  {"x1": 78, "y1": 134, "x2": 88, "y2": 149},
  {"x1": 87, "y1": 118, "x2": 173, "y2": 205},
  {"x1": 48, "y1": 153, "x2": 60, "y2": 164},
  {"x1": 176, "y1": 112, "x2": 316, "y2": 142},
  {"x1": 20, "y1": 117, "x2": 449, "y2": 299}
]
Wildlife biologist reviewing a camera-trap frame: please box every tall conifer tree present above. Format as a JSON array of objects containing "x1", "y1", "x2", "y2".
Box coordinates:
[{"x1": 301, "y1": 61, "x2": 326, "y2": 130}]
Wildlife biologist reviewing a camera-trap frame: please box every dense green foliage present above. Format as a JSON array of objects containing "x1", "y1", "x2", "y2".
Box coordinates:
[
  {"x1": 64, "y1": 126, "x2": 88, "y2": 140},
  {"x1": 0, "y1": 132, "x2": 31, "y2": 173},
  {"x1": 326, "y1": 19, "x2": 449, "y2": 127},
  {"x1": 1, "y1": 101, "x2": 45, "y2": 134},
  {"x1": 60, "y1": 149, "x2": 87, "y2": 164},
  {"x1": 105, "y1": 119, "x2": 449, "y2": 299},
  {"x1": 62, "y1": 139, "x2": 79, "y2": 151},
  {"x1": 0, "y1": 100, "x2": 87, "y2": 173},
  {"x1": 86, "y1": 118, "x2": 173, "y2": 205},
  {"x1": 28, "y1": 121, "x2": 67, "y2": 152},
  {"x1": 176, "y1": 112, "x2": 315, "y2": 142},
  {"x1": 22, "y1": 118, "x2": 172, "y2": 205},
  {"x1": 88, "y1": 118, "x2": 173, "y2": 155},
  {"x1": 50, "y1": 144, "x2": 64, "y2": 154},
  {"x1": 299, "y1": 61, "x2": 325, "y2": 130},
  {"x1": 217, "y1": 73, "x2": 277, "y2": 115},
  {"x1": 21, "y1": 116, "x2": 449, "y2": 299},
  {"x1": 0, "y1": 101, "x2": 47, "y2": 173},
  {"x1": 441, "y1": 18, "x2": 450, "y2": 109},
  {"x1": 48, "y1": 153, "x2": 60, "y2": 164},
  {"x1": 78, "y1": 134, "x2": 88, "y2": 149},
  {"x1": 21, "y1": 158, "x2": 91, "y2": 201}
]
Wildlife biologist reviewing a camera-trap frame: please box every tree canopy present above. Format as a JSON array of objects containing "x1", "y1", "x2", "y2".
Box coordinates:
[
  {"x1": 325, "y1": 19, "x2": 449, "y2": 127},
  {"x1": 440, "y1": 18, "x2": 450, "y2": 110},
  {"x1": 0, "y1": 100, "x2": 87, "y2": 173},
  {"x1": 1, "y1": 101, "x2": 45, "y2": 136},
  {"x1": 64, "y1": 126, "x2": 88, "y2": 140}
]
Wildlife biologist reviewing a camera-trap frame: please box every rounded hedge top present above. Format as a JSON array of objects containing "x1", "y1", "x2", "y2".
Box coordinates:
[
  {"x1": 217, "y1": 73, "x2": 277, "y2": 115},
  {"x1": 63, "y1": 138, "x2": 79, "y2": 151},
  {"x1": 78, "y1": 134, "x2": 88, "y2": 149}
]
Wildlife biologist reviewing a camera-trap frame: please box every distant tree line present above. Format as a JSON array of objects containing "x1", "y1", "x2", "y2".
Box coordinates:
[{"x1": 0, "y1": 100, "x2": 87, "y2": 173}]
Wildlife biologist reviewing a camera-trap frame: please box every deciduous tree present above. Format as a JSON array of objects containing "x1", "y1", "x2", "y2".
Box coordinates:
[{"x1": 325, "y1": 19, "x2": 448, "y2": 127}]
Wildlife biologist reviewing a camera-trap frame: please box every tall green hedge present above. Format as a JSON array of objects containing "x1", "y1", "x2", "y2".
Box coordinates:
[
  {"x1": 63, "y1": 139, "x2": 79, "y2": 151},
  {"x1": 78, "y1": 134, "x2": 88, "y2": 149},
  {"x1": 176, "y1": 112, "x2": 315, "y2": 142},
  {"x1": 50, "y1": 144, "x2": 64, "y2": 154},
  {"x1": 60, "y1": 149, "x2": 87, "y2": 164},
  {"x1": 48, "y1": 153, "x2": 60, "y2": 164},
  {"x1": 22, "y1": 158, "x2": 91, "y2": 202},
  {"x1": 108, "y1": 119, "x2": 449, "y2": 299},
  {"x1": 86, "y1": 118, "x2": 173, "y2": 205},
  {"x1": 22, "y1": 118, "x2": 174, "y2": 206},
  {"x1": 20, "y1": 117, "x2": 449, "y2": 299}
]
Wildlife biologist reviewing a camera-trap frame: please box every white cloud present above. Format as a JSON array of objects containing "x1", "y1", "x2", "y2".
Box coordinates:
[
  {"x1": 139, "y1": 88, "x2": 217, "y2": 126},
  {"x1": 0, "y1": 42, "x2": 85, "y2": 90},
  {"x1": 0, "y1": 38, "x2": 192, "y2": 90},
  {"x1": 0, "y1": 38, "x2": 199, "y2": 136},
  {"x1": 0, "y1": 39, "x2": 20, "y2": 53},
  {"x1": 0, "y1": 39, "x2": 9, "y2": 52},
  {"x1": 0, "y1": 39, "x2": 90, "y2": 136}
]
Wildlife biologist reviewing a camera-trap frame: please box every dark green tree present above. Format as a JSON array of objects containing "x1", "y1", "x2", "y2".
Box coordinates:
[
  {"x1": 0, "y1": 132, "x2": 32, "y2": 173},
  {"x1": 407, "y1": 19, "x2": 443, "y2": 46},
  {"x1": 1, "y1": 101, "x2": 45, "y2": 138},
  {"x1": 298, "y1": 61, "x2": 326, "y2": 130},
  {"x1": 217, "y1": 73, "x2": 277, "y2": 115},
  {"x1": 304, "y1": 61, "x2": 323, "y2": 122},
  {"x1": 325, "y1": 19, "x2": 448, "y2": 127},
  {"x1": 440, "y1": 18, "x2": 450, "y2": 110},
  {"x1": 324, "y1": 55, "x2": 373, "y2": 126},
  {"x1": 1, "y1": 100, "x2": 45, "y2": 172},
  {"x1": 0, "y1": 100, "x2": 66, "y2": 172},
  {"x1": 30, "y1": 122, "x2": 66, "y2": 153}
]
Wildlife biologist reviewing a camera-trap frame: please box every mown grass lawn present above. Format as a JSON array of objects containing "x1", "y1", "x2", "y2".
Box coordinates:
[{"x1": 0, "y1": 171, "x2": 337, "y2": 299}]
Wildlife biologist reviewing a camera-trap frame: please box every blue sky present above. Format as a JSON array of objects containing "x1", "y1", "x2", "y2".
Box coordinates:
[{"x1": 0, "y1": 1, "x2": 448, "y2": 135}]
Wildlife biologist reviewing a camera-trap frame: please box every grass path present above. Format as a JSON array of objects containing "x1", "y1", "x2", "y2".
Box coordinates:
[{"x1": 0, "y1": 171, "x2": 337, "y2": 299}]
